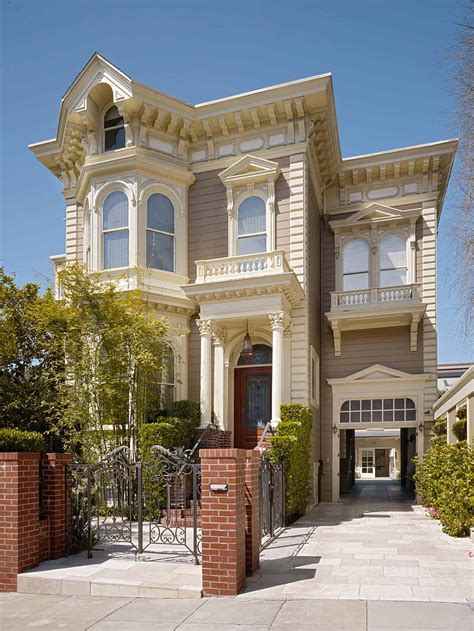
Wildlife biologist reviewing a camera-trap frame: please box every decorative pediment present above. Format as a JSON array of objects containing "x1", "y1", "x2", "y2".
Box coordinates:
[
  {"x1": 327, "y1": 364, "x2": 430, "y2": 386},
  {"x1": 330, "y1": 203, "x2": 421, "y2": 233},
  {"x1": 219, "y1": 154, "x2": 280, "y2": 188}
]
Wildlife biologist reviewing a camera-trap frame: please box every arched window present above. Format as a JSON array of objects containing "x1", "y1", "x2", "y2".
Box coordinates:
[
  {"x1": 104, "y1": 105, "x2": 125, "y2": 152},
  {"x1": 379, "y1": 235, "x2": 407, "y2": 287},
  {"x1": 342, "y1": 239, "x2": 369, "y2": 291},
  {"x1": 102, "y1": 191, "x2": 129, "y2": 269},
  {"x1": 146, "y1": 193, "x2": 175, "y2": 272},
  {"x1": 237, "y1": 344, "x2": 272, "y2": 366},
  {"x1": 237, "y1": 196, "x2": 266, "y2": 255}
]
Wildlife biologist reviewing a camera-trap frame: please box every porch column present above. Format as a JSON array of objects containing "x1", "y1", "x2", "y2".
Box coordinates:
[
  {"x1": 446, "y1": 407, "x2": 456, "y2": 445},
  {"x1": 212, "y1": 328, "x2": 226, "y2": 430},
  {"x1": 197, "y1": 319, "x2": 213, "y2": 428},
  {"x1": 269, "y1": 312, "x2": 284, "y2": 427}
]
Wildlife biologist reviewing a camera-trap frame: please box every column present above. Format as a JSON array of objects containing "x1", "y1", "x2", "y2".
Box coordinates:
[
  {"x1": 212, "y1": 328, "x2": 226, "y2": 430},
  {"x1": 467, "y1": 395, "x2": 474, "y2": 445},
  {"x1": 447, "y1": 407, "x2": 456, "y2": 444},
  {"x1": 269, "y1": 312, "x2": 284, "y2": 427},
  {"x1": 197, "y1": 319, "x2": 213, "y2": 428}
]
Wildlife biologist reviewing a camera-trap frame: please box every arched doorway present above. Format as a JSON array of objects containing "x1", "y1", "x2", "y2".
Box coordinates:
[{"x1": 234, "y1": 344, "x2": 272, "y2": 449}]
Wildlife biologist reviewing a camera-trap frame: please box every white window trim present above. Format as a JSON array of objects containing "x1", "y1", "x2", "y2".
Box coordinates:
[
  {"x1": 101, "y1": 104, "x2": 126, "y2": 154},
  {"x1": 234, "y1": 191, "x2": 269, "y2": 256},
  {"x1": 341, "y1": 236, "x2": 371, "y2": 291},
  {"x1": 310, "y1": 346, "x2": 320, "y2": 408},
  {"x1": 218, "y1": 155, "x2": 280, "y2": 258},
  {"x1": 138, "y1": 182, "x2": 186, "y2": 277}
]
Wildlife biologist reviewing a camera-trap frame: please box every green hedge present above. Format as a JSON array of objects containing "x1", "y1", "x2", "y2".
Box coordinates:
[
  {"x1": 268, "y1": 404, "x2": 313, "y2": 523},
  {"x1": 414, "y1": 440, "x2": 473, "y2": 536},
  {"x1": 0, "y1": 428, "x2": 45, "y2": 452},
  {"x1": 141, "y1": 400, "x2": 201, "y2": 458},
  {"x1": 452, "y1": 418, "x2": 467, "y2": 442},
  {"x1": 433, "y1": 417, "x2": 447, "y2": 436}
]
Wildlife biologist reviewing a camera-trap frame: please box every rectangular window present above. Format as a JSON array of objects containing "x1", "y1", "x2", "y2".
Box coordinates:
[{"x1": 310, "y1": 347, "x2": 320, "y2": 408}]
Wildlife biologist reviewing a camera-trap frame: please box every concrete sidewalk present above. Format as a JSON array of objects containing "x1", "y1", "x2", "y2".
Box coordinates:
[{"x1": 1, "y1": 593, "x2": 472, "y2": 630}]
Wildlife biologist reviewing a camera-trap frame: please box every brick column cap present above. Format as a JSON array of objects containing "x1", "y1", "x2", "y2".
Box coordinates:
[
  {"x1": 43, "y1": 453, "x2": 73, "y2": 463},
  {"x1": 200, "y1": 448, "x2": 247, "y2": 460},
  {"x1": 0, "y1": 452, "x2": 41, "y2": 461}
]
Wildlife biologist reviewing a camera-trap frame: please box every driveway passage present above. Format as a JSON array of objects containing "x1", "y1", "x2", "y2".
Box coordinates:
[{"x1": 241, "y1": 479, "x2": 473, "y2": 603}]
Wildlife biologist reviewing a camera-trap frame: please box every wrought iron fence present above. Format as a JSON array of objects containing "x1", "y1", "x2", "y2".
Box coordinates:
[
  {"x1": 259, "y1": 453, "x2": 286, "y2": 549},
  {"x1": 65, "y1": 443, "x2": 202, "y2": 564}
]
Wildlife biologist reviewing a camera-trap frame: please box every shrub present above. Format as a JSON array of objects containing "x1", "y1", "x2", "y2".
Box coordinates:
[
  {"x1": 268, "y1": 404, "x2": 313, "y2": 523},
  {"x1": 169, "y1": 400, "x2": 201, "y2": 427},
  {"x1": 0, "y1": 428, "x2": 45, "y2": 452},
  {"x1": 139, "y1": 415, "x2": 199, "y2": 460},
  {"x1": 414, "y1": 441, "x2": 473, "y2": 537},
  {"x1": 433, "y1": 417, "x2": 447, "y2": 436},
  {"x1": 452, "y1": 418, "x2": 467, "y2": 442}
]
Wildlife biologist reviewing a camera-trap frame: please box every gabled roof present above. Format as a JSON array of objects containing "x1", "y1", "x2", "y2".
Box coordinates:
[
  {"x1": 328, "y1": 364, "x2": 431, "y2": 385},
  {"x1": 329, "y1": 202, "x2": 421, "y2": 232},
  {"x1": 219, "y1": 154, "x2": 280, "y2": 187}
]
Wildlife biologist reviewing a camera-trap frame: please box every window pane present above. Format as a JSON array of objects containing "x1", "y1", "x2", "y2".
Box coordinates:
[
  {"x1": 147, "y1": 194, "x2": 175, "y2": 234},
  {"x1": 342, "y1": 272, "x2": 369, "y2": 291},
  {"x1": 351, "y1": 400, "x2": 361, "y2": 411},
  {"x1": 406, "y1": 408, "x2": 416, "y2": 421},
  {"x1": 383, "y1": 399, "x2": 393, "y2": 410},
  {"x1": 341, "y1": 401, "x2": 350, "y2": 412},
  {"x1": 406, "y1": 398, "x2": 415, "y2": 409},
  {"x1": 373, "y1": 399, "x2": 382, "y2": 410},
  {"x1": 343, "y1": 239, "x2": 369, "y2": 274},
  {"x1": 362, "y1": 400, "x2": 371, "y2": 410},
  {"x1": 362, "y1": 411, "x2": 371, "y2": 422},
  {"x1": 380, "y1": 235, "x2": 406, "y2": 270},
  {"x1": 380, "y1": 268, "x2": 407, "y2": 287},
  {"x1": 104, "y1": 106, "x2": 124, "y2": 128},
  {"x1": 238, "y1": 196, "x2": 266, "y2": 235},
  {"x1": 104, "y1": 128, "x2": 125, "y2": 151},
  {"x1": 104, "y1": 230, "x2": 129, "y2": 269},
  {"x1": 103, "y1": 191, "x2": 128, "y2": 230},
  {"x1": 146, "y1": 231, "x2": 174, "y2": 272},
  {"x1": 237, "y1": 234, "x2": 267, "y2": 255},
  {"x1": 340, "y1": 412, "x2": 349, "y2": 423}
]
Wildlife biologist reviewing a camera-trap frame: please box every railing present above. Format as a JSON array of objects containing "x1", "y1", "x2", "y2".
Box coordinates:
[
  {"x1": 195, "y1": 250, "x2": 290, "y2": 283},
  {"x1": 330, "y1": 283, "x2": 422, "y2": 310}
]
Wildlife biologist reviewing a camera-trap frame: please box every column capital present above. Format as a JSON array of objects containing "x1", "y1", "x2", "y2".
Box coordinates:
[
  {"x1": 212, "y1": 327, "x2": 227, "y2": 346},
  {"x1": 268, "y1": 311, "x2": 285, "y2": 330},
  {"x1": 196, "y1": 318, "x2": 213, "y2": 336}
]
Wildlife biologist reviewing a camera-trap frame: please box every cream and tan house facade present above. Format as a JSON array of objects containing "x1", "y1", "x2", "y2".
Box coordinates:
[{"x1": 30, "y1": 53, "x2": 457, "y2": 502}]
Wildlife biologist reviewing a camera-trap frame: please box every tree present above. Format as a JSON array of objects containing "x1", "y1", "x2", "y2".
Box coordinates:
[
  {"x1": 0, "y1": 269, "x2": 66, "y2": 450},
  {"x1": 449, "y1": 7, "x2": 474, "y2": 340},
  {"x1": 56, "y1": 265, "x2": 169, "y2": 459}
]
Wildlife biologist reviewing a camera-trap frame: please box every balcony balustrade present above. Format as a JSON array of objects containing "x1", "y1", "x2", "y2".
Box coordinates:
[
  {"x1": 330, "y1": 284, "x2": 421, "y2": 312},
  {"x1": 195, "y1": 250, "x2": 290, "y2": 283}
]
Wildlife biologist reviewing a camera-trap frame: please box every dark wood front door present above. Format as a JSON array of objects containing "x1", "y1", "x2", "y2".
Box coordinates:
[{"x1": 234, "y1": 367, "x2": 272, "y2": 449}]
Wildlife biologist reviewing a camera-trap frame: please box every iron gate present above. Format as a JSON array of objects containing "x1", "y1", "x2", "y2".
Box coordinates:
[
  {"x1": 65, "y1": 444, "x2": 202, "y2": 564},
  {"x1": 259, "y1": 454, "x2": 285, "y2": 548}
]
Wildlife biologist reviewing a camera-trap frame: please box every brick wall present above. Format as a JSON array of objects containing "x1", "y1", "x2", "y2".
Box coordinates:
[{"x1": 0, "y1": 452, "x2": 72, "y2": 592}]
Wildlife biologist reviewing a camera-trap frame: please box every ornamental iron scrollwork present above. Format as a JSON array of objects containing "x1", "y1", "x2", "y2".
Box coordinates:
[{"x1": 259, "y1": 453, "x2": 286, "y2": 549}]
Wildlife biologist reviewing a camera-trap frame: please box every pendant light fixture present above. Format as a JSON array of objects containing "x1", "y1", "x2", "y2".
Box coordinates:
[{"x1": 239, "y1": 319, "x2": 254, "y2": 362}]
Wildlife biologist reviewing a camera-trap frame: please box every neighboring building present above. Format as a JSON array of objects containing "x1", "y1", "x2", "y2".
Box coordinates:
[
  {"x1": 30, "y1": 53, "x2": 457, "y2": 503},
  {"x1": 438, "y1": 363, "x2": 473, "y2": 393}
]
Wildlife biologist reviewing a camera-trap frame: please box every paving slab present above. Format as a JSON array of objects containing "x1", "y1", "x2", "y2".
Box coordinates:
[{"x1": 367, "y1": 600, "x2": 473, "y2": 629}]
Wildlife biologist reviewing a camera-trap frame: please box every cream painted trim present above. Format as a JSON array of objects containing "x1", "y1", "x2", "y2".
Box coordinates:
[
  {"x1": 433, "y1": 366, "x2": 474, "y2": 418},
  {"x1": 310, "y1": 346, "x2": 320, "y2": 408}
]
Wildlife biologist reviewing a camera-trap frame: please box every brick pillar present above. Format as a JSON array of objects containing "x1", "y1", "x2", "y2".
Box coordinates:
[
  {"x1": 244, "y1": 450, "x2": 260, "y2": 575},
  {"x1": 200, "y1": 448, "x2": 246, "y2": 596},
  {"x1": 42, "y1": 453, "x2": 73, "y2": 559},
  {"x1": 0, "y1": 453, "x2": 41, "y2": 592},
  {"x1": 196, "y1": 427, "x2": 232, "y2": 449}
]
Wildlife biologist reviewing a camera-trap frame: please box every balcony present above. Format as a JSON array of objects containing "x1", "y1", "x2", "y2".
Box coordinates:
[
  {"x1": 182, "y1": 250, "x2": 304, "y2": 318},
  {"x1": 325, "y1": 283, "x2": 426, "y2": 356}
]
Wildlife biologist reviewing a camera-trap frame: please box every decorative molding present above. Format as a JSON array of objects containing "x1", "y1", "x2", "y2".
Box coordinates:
[
  {"x1": 196, "y1": 319, "x2": 213, "y2": 336},
  {"x1": 268, "y1": 311, "x2": 285, "y2": 329}
]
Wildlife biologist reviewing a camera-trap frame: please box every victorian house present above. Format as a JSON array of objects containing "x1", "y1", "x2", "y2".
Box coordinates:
[{"x1": 30, "y1": 54, "x2": 457, "y2": 502}]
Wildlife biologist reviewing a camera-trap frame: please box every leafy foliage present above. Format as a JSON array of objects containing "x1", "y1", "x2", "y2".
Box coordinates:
[
  {"x1": 55, "y1": 265, "x2": 170, "y2": 460},
  {"x1": 268, "y1": 404, "x2": 313, "y2": 523},
  {"x1": 139, "y1": 406, "x2": 201, "y2": 460},
  {"x1": 0, "y1": 269, "x2": 66, "y2": 450},
  {"x1": 169, "y1": 400, "x2": 201, "y2": 427},
  {"x1": 0, "y1": 428, "x2": 45, "y2": 452},
  {"x1": 414, "y1": 440, "x2": 473, "y2": 536},
  {"x1": 452, "y1": 418, "x2": 467, "y2": 442},
  {"x1": 433, "y1": 417, "x2": 447, "y2": 436}
]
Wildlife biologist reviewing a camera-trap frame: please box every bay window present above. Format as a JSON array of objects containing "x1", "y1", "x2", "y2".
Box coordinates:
[
  {"x1": 102, "y1": 191, "x2": 129, "y2": 269},
  {"x1": 146, "y1": 193, "x2": 175, "y2": 272}
]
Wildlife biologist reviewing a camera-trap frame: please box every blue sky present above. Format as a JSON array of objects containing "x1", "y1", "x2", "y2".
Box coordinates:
[{"x1": 0, "y1": 0, "x2": 470, "y2": 362}]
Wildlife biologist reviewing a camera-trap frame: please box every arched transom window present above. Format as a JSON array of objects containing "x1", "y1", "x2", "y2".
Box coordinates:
[
  {"x1": 342, "y1": 239, "x2": 369, "y2": 291},
  {"x1": 104, "y1": 106, "x2": 125, "y2": 152},
  {"x1": 237, "y1": 196, "x2": 267, "y2": 255},
  {"x1": 102, "y1": 191, "x2": 129, "y2": 269},
  {"x1": 379, "y1": 235, "x2": 407, "y2": 287},
  {"x1": 340, "y1": 398, "x2": 416, "y2": 424},
  {"x1": 146, "y1": 193, "x2": 175, "y2": 272}
]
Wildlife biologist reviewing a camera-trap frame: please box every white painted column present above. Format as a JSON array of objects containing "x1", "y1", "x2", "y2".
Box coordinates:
[
  {"x1": 467, "y1": 395, "x2": 474, "y2": 445},
  {"x1": 212, "y1": 329, "x2": 226, "y2": 430},
  {"x1": 269, "y1": 312, "x2": 284, "y2": 427},
  {"x1": 446, "y1": 407, "x2": 456, "y2": 445},
  {"x1": 197, "y1": 319, "x2": 213, "y2": 428}
]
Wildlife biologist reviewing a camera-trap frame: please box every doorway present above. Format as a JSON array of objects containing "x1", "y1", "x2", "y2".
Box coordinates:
[
  {"x1": 360, "y1": 448, "x2": 375, "y2": 478},
  {"x1": 234, "y1": 366, "x2": 272, "y2": 449}
]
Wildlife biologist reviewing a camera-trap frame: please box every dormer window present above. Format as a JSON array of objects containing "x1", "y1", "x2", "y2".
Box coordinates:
[
  {"x1": 379, "y1": 235, "x2": 407, "y2": 287},
  {"x1": 237, "y1": 196, "x2": 267, "y2": 255},
  {"x1": 104, "y1": 106, "x2": 125, "y2": 152}
]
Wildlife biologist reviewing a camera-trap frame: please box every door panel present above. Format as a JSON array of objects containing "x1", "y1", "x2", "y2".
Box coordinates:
[
  {"x1": 360, "y1": 448, "x2": 375, "y2": 478},
  {"x1": 235, "y1": 367, "x2": 272, "y2": 449}
]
